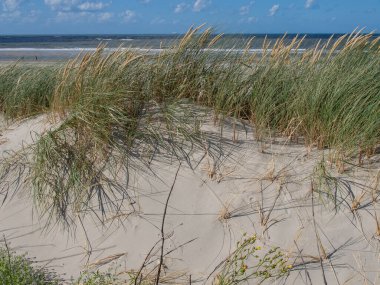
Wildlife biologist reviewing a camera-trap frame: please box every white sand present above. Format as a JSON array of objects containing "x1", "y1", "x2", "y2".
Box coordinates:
[{"x1": 0, "y1": 115, "x2": 379, "y2": 284}]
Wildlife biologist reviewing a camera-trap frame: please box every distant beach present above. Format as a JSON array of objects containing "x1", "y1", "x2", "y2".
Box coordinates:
[{"x1": 1, "y1": 33, "x2": 377, "y2": 61}]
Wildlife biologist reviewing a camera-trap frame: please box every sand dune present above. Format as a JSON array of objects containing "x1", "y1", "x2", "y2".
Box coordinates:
[{"x1": 0, "y1": 115, "x2": 379, "y2": 284}]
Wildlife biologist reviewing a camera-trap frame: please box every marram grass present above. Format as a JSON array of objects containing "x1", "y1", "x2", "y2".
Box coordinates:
[
  {"x1": 0, "y1": 63, "x2": 59, "y2": 119},
  {"x1": 0, "y1": 26, "x2": 379, "y2": 228}
]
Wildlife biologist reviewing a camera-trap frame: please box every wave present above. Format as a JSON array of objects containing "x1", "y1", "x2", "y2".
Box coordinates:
[
  {"x1": 0, "y1": 48, "x2": 95, "y2": 51},
  {"x1": 0, "y1": 47, "x2": 308, "y2": 53}
]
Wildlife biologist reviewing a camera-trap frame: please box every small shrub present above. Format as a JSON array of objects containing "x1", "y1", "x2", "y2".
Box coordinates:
[
  {"x1": 73, "y1": 270, "x2": 119, "y2": 285},
  {"x1": 0, "y1": 246, "x2": 59, "y2": 285},
  {"x1": 214, "y1": 233, "x2": 291, "y2": 285}
]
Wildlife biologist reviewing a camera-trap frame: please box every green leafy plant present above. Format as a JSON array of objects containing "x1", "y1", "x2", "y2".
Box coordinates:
[
  {"x1": 214, "y1": 233, "x2": 291, "y2": 285},
  {"x1": 0, "y1": 245, "x2": 59, "y2": 285},
  {"x1": 73, "y1": 270, "x2": 119, "y2": 285}
]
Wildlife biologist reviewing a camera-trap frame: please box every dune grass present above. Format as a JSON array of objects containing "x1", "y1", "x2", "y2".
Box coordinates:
[
  {"x1": 0, "y1": 26, "x2": 379, "y2": 228},
  {"x1": 0, "y1": 63, "x2": 59, "y2": 119},
  {"x1": 1, "y1": 27, "x2": 378, "y2": 153}
]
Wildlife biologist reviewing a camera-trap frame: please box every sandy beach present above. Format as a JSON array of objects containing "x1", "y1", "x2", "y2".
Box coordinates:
[{"x1": 0, "y1": 113, "x2": 379, "y2": 284}]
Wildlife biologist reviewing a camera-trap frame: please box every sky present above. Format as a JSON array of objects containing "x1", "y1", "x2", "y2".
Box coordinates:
[{"x1": 0, "y1": 0, "x2": 379, "y2": 34}]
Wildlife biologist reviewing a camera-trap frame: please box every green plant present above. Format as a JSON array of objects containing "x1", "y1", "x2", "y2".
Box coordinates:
[
  {"x1": 0, "y1": 245, "x2": 59, "y2": 285},
  {"x1": 73, "y1": 270, "x2": 119, "y2": 285},
  {"x1": 0, "y1": 64, "x2": 59, "y2": 119},
  {"x1": 214, "y1": 233, "x2": 290, "y2": 285}
]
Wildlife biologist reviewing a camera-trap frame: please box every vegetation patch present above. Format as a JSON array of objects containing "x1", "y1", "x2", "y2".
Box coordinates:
[
  {"x1": 0, "y1": 245, "x2": 59, "y2": 285},
  {"x1": 0, "y1": 25, "x2": 379, "y2": 233}
]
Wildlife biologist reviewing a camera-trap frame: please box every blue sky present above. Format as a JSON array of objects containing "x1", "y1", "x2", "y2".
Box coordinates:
[{"x1": 0, "y1": 0, "x2": 379, "y2": 34}]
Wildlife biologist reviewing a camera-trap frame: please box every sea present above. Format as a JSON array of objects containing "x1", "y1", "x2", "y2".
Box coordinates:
[{"x1": 0, "y1": 34, "x2": 378, "y2": 61}]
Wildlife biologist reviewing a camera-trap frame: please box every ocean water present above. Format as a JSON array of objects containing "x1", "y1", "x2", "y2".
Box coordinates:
[{"x1": 0, "y1": 34, "x2": 378, "y2": 61}]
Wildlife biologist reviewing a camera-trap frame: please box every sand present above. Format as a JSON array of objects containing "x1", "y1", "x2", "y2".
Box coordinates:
[{"x1": 0, "y1": 114, "x2": 379, "y2": 284}]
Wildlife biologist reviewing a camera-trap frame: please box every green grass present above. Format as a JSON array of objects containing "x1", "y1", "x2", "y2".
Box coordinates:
[
  {"x1": 0, "y1": 245, "x2": 59, "y2": 285},
  {"x1": 0, "y1": 64, "x2": 59, "y2": 119},
  {"x1": 0, "y1": 26, "x2": 379, "y2": 228}
]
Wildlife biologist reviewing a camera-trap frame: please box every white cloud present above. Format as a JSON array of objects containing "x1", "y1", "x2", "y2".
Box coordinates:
[
  {"x1": 25, "y1": 9, "x2": 40, "y2": 22},
  {"x1": 44, "y1": 0, "x2": 79, "y2": 11},
  {"x1": 247, "y1": 16, "x2": 257, "y2": 23},
  {"x1": 193, "y1": 0, "x2": 210, "y2": 12},
  {"x1": 121, "y1": 9, "x2": 136, "y2": 22},
  {"x1": 305, "y1": 0, "x2": 315, "y2": 9},
  {"x1": 0, "y1": 1, "x2": 41, "y2": 22},
  {"x1": 2, "y1": 0, "x2": 21, "y2": 11},
  {"x1": 239, "y1": 15, "x2": 257, "y2": 24},
  {"x1": 150, "y1": 17, "x2": 165, "y2": 24},
  {"x1": 53, "y1": 10, "x2": 107, "y2": 22},
  {"x1": 0, "y1": 9, "x2": 20, "y2": 21},
  {"x1": 98, "y1": 11, "x2": 112, "y2": 21},
  {"x1": 45, "y1": 0, "x2": 112, "y2": 22},
  {"x1": 174, "y1": 2, "x2": 188, "y2": 13},
  {"x1": 239, "y1": 2, "x2": 254, "y2": 15},
  {"x1": 44, "y1": 0, "x2": 108, "y2": 12},
  {"x1": 269, "y1": 4, "x2": 279, "y2": 16},
  {"x1": 78, "y1": 1, "x2": 106, "y2": 11},
  {"x1": 239, "y1": 5, "x2": 250, "y2": 15},
  {"x1": 44, "y1": 0, "x2": 62, "y2": 6},
  {"x1": 55, "y1": 10, "x2": 88, "y2": 21},
  {"x1": 239, "y1": 1, "x2": 255, "y2": 16}
]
